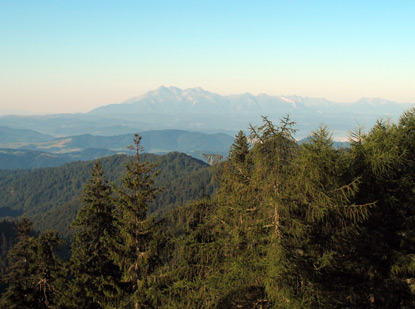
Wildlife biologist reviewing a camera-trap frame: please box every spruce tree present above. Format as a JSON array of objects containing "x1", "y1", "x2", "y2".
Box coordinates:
[
  {"x1": 113, "y1": 134, "x2": 161, "y2": 308},
  {"x1": 69, "y1": 161, "x2": 123, "y2": 308}
]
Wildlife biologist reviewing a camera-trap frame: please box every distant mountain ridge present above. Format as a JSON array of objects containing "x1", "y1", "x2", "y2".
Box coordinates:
[
  {"x1": 0, "y1": 126, "x2": 54, "y2": 144},
  {"x1": 90, "y1": 86, "x2": 413, "y2": 117},
  {"x1": 90, "y1": 86, "x2": 300, "y2": 115},
  {"x1": 1, "y1": 86, "x2": 413, "y2": 141},
  {"x1": 87, "y1": 86, "x2": 414, "y2": 140}
]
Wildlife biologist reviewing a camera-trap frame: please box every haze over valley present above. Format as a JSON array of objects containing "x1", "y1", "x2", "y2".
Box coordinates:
[{"x1": 1, "y1": 85, "x2": 411, "y2": 168}]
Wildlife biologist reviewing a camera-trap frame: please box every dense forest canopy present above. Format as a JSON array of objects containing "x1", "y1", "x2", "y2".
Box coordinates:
[
  {"x1": 0, "y1": 152, "x2": 214, "y2": 238},
  {"x1": 1, "y1": 110, "x2": 415, "y2": 307}
]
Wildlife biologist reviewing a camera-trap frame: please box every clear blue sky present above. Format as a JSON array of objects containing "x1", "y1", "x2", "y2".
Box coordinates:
[{"x1": 1, "y1": 0, "x2": 414, "y2": 113}]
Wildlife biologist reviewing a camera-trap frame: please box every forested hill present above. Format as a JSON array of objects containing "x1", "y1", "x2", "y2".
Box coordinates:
[{"x1": 0, "y1": 152, "x2": 214, "y2": 237}]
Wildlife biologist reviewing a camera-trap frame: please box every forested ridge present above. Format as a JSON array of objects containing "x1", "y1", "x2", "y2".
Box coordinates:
[
  {"x1": 0, "y1": 152, "x2": 214, "y2": 237},
  {"x1": 1, "y1": 110, "x2": 415, "y2": 308}
]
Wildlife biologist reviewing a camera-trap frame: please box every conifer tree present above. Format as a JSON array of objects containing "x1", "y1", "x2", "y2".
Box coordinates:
[
  {"x1": 216, "y1": 130, "x2": 254, "y2": 242},
  {"x1": 346, "y1": 113, "x2": 415, "y2": 306},
  {"x1": 223, "y1": 119, "x2": 370, "y2": 307},
  {"x1": 264, "y1": 125, "x2": 370, "y2": 307},
  {"x1": 69, "y1": 161, "x2": 123, "y2": 308},
  {"x1": 0, "y1": 217, "x2": 36, "y2": 308},
  {"x1": 158, "y1": 197, "x2": 224, "y2": 308},
  {"x1": 30, "y1": 231, "x2": 66, "y2": 308},
  {"x1": 212, "y1": 117, "x2": 300, "y2": 307},
  {"x1": 113, "y1": 134, "x2": 161, "y2": 308},
  {"x1": 1, "y1": 218, "x2": 66, "y2": 308},
  {"x1": 214, "y1": 130, "x2": 263, "y2": 296}
]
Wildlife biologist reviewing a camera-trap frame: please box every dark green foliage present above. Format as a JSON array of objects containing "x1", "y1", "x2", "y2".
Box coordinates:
[
  {"x1": 344, "y1": 109, "x2": 415, "y2": 307},
  {"x1": 0, "y1": 152, "x2": 214, "y2": 237},
  {"x1": 0, "y1": 218, "x2": 35, "y2": 309},
  {"x1": 153, "y1": 198, "x2": 226, "y2": 308},
  {"x1": 264, "y1": 125, "x2": 370, "y2": 306},
  {"x1": 68, "y1": 161, "x2": 123, "y2": 308},
  {"x1": 1, "y1": 218, "x2": 65, "y2": 308},
  {"x1": 112, "y1": 134, "x2": 162, "y2": 308},
  {"x1": 0, "y1": 220, "x2": 18, "y2": 281},
  {"x1": 2, "y1": 112, "x2": 415, "y2": 307}
]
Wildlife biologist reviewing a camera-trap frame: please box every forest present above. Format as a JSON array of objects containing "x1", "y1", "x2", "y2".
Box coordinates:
[{"x1": 1, "y1": 109, "x2": 415, "y2": 308}]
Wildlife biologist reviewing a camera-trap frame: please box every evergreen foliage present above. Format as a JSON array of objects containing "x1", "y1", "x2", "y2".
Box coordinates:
[
  {"x1": 0, "y1": 218, "x2": 65, "y2": 308},
  {"x1": 0, "y1": 152, "x2": 214, "y2": 238},
  {"x1": 345, "y1": 109, "x2": 415, "y2": 307},
  {"x1": 1, "y1": 113, "x2": 415, "y2": 307},
  {"x1": 68, "y1": 161, "x2": 123, "y2": 308},
  {"x1": 112, "y1": 134, "x2": 162, "y2": 308}
]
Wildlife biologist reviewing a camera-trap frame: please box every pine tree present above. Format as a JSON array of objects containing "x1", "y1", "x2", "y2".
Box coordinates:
[
  {"x1": 69, "y1": 161, "x2": 123, "y2": 308},
  {"x1": 113, "y1": 134, "x2": 161, "y2": 308}
]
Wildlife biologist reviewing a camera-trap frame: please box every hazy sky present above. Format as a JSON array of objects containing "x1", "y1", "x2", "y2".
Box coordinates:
[{"x1": 1, "y1": 0, "x2": 414, "y2": 114}]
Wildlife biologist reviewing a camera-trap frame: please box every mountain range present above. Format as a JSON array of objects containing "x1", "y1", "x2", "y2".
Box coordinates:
[
  {"x1": 89, "y1": 86, "x2": 414, "y2": 139},
  {"x1": 2, "y1": 86, "x2": 412, "y2": 141},
  {"x1": 91, "y1": 86, "x2": 411, "y2": 117}
]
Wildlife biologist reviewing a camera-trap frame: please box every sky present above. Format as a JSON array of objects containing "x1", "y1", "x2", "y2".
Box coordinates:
[{"x1": 0, "y1": 0, "x2": 414, "y2": 114}]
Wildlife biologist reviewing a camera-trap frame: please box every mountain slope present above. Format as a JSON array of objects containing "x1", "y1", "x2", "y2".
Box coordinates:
[
  {"x1": 0, "y1": 126, "x2": 54, "y2": 144},
  {"x1": 0, "y1": 148, "x2": 118, "y2": 169},
  {"x1": 0, "y1": 152, "x2": 215, "y2": 237}
]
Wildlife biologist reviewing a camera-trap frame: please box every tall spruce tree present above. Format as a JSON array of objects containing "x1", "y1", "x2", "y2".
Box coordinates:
[
  {"x1": 69, "y1": 161, "x2": 123, "y2": 308},
  {"x1": 113, "y1": 134, "x2": 161, "y2": 308}
]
